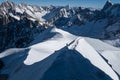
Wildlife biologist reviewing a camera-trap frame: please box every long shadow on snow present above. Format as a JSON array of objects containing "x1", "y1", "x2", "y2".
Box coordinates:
[
  {"x1": 40, "y1": 47, "x2": 113, "y2": 80},
  {"x1": 8, "y1": 46, "x2": 114, "y2": 80},
  {"x1": 30, "y1": 27, "x2": 61, "y2": 46},
  {"x1": 2, "y1": 47, "x2": 113, "y2": 80}
]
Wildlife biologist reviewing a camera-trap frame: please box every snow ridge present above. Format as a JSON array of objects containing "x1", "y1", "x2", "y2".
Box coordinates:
[{"x1": 1, "y1": 28, "x2": 120, "y2": 80}]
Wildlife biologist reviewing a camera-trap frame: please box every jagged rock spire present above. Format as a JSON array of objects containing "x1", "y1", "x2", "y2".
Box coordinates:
[
  {"x1": 1, "y1": 0, "x2": 15, "y2": 8},
  {"x1": 102, "y1": 0, "x2": 113, "y2": 11}
]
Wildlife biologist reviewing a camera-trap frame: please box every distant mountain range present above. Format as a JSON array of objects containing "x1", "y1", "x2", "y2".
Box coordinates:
[{"x1": 0, "y1": 0, "x2": 120, "y2": 52}]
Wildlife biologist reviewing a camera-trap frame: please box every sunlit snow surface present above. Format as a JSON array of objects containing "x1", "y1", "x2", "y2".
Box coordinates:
[
  {"x1": 24, "y1": 28, "x2": 77, "y2": 65},
  {"x1": 0, "y1": 28, "x2": 120, "y2": 80}
]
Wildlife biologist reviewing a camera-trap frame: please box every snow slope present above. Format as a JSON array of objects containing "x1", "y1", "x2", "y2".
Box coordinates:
[
  {"x1": 0, "y1": 28, "x2": 120, "y2": 80},
  {"x1": 24, "y1": 27, "x2": 77, "y2": 65},
  {"x1": 63, "y1": 19, "x2": 108, "y2": 38},
  {"x1": 69, "y1": 38, "x2": 119, "y2": 80},
  {"x1": 81, "y1": 37, "x2": 120, "y2": 75},
  {"x1": 39, "y1": 47, "x2": 114, "y2": 80},
  {"x1": 9, "y1": 13, "x2": 20, "y2": 20},
  {"x1": 102, "y1": 50, "x2": 120, "y2": 74}
]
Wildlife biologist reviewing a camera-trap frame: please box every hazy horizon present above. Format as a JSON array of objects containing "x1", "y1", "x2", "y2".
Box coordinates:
[{"x1": 0, "y1": 0, "x2": 120, "y2": 8}]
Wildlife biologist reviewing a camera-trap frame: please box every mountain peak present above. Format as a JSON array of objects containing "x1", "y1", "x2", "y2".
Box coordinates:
[
  {"x1": 65, "y1": 4, "x2": 71, "y2": 10},
  {"x1": 1, "y1": 0, "x2": 13, "y2": 5},
  {"x1": 0, "y1": 0, "x2": 15, "y2": 8},
  {"x1": 102, "y1": 0, "x2": 113, "y2": 11}
]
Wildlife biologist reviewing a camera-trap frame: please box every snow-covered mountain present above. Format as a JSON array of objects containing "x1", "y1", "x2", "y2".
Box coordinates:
[
  {"x1": 0, "y1": 0, "x2": 120, "y2": 53},
  {"x1": 0, "y1": 0, "x2": 120, "y2": 80},
  {"x1": 0, "y1": 27, "x2": 120, "y2": 80}
]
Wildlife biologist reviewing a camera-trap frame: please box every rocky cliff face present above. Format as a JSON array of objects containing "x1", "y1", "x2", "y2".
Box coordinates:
[{"x1": 0, "y1": 1, "x2": 47, "y2": 52}]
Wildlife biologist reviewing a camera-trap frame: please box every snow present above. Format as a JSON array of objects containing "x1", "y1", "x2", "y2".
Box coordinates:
[
  {"x1": 0, "y1": 48, "x2": 26, "y2": 58},
  {"x1": 111, "y1": 7, "x2": 119, "y2": 16},
  {"x1": 25, "y1": 9, "x2": 34, "y2": 17},
  {"x1": 9, "y1": 13, "x2": 20, "y2": 20},
  {"x1": 27, "y1": 18, "x2": 36, "y2": 21},
  {"x1": 25, "y1": 9, "x2": 47, "y2": 22},
  {"x1": 83, "y1": 37, "x2": 120, "y2": 51},
  {"x1": 64, "y1": 19, "x2": 108, "y2": 38},
  {"x1": 27, "y1": 5, "x2": 34, "y2": 12},
  {"x1": 37, "y1": 47, "x2": 114, "y2": 80},
  {"x1": 0, "y1": 1, "x2": 120, "y2": 80},
  {"x1": 15, "y1": 7, "x2": 24, "y2": 14},
  {"x1": 34, "y1": 11, "x2": 48, "y2": 22},
  {"x1": 24, "y1": 27, "x2": 77, "y2": 65},
  {"x1": 68, "y1": 38, "x2": 119, "y2": 80},
  {"x1": 0, "y1": 28, "x2": 120, "y2": 80},
  {"x1": 104, "y1": 39, "x2": 120, "y2": 47},
  {"x1": 102, "y1": 50, "x2": 120, "y2": 74},
  {"x1": 60, "y1": 8, "x2": 68, "y2": 18},
  {"x1": 78, "y1": 37, "x2": 120, "y2": 76},
  {"x1": 107, "y1": 23, "x2": 120, "y2": 32}
]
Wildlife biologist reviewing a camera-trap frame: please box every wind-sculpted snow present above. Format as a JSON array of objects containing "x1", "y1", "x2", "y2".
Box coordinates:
[
  {"x1": 0, "y1": 0, "x2": 120, "y2": 52},
  {"x1": 24, "y1": 28, "x2": 77, "y2": 65},
  {"x1": 102, "y1": 50, "x2": 120, "y2": 75},
  {"x1": 40, "y1": 47, "x2": 113, "y2": 80},
  {"x1": 78, "y1": 37, "x2": 120, "y2": 75},
  {"x1": 0, "y1": 0, "x2": 120, "y2": 80},
  {"x1": 0, "y1": 28, "x2": 120, "y2": 80},
  {"x1": 68, "y1": 38, "x2": 119, "y2": 80}
]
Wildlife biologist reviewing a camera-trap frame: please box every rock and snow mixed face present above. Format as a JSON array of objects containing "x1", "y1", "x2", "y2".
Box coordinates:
[
  {"x1": 0, "y1": 0, "x2": 120, "y2": 80},
  {"x1": 0, "y1": 0, "x2": 120, "y2": 52}
]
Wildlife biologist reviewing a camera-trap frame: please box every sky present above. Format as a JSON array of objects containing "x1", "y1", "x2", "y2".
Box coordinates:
[{"x1": 0, "y1": 0, "x2": 120, "y2": 8}]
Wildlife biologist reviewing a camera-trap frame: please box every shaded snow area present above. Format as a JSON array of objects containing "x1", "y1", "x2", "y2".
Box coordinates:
[
  {"x1": 63, "y1": 19, "x2": 108, "y2": 38},
  {"x1": 0, "y1": 28, "x2": 120, "y2": 80},
  {"x1": 106, "y1": 23, "x2": 120, "y2": 32},
  {"x1": 24, "y1": 28, "x2": 77, "y2": 65},
  {"x1": 104, "y1": 39, "x2": 120, "y2": 47}
]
